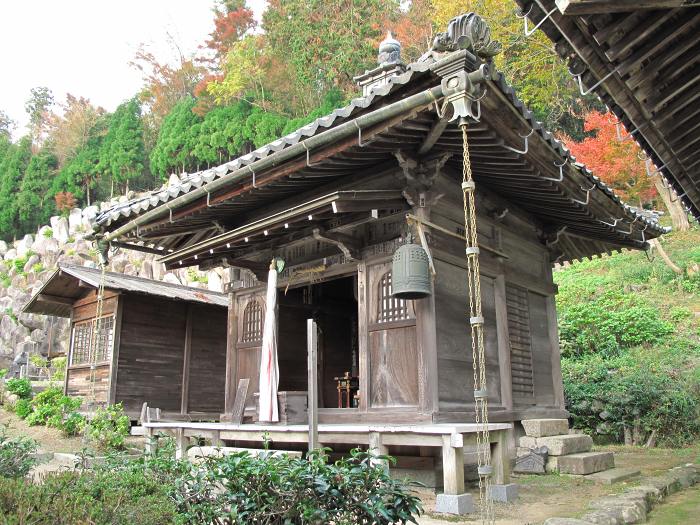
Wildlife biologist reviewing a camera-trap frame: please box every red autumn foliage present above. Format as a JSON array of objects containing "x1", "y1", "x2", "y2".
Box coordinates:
[
  {"x1": 203, "y1": 4, "x2": 256, "y2": 67},
  {"x1": 562, "y1": 110, "x2": 657, "y2": 206},
  {"x1": 55, "y1": 192, "x2": 77, "y2": 214}
]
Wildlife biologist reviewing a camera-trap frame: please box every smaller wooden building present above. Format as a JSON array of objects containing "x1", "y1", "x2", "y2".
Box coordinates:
[{"x1": 23, "y1": 265, "x2": 228, "y2": 418}]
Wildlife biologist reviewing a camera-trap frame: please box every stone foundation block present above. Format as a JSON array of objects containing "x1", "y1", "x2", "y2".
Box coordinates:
[
  {"x1": 435, "y1": 493, "x2": 474, "y2": 515},
  {"x1": 587, "y1": 467, "x2": 640, "y2": 485},
  {"x1": 543, "y1": 519, "x2": 594, "y2": 525},
  {"x1": 522, "y1": 418, "x2": 569, "y2": 437},
  {"x1": 487, "y1": 483, "x2": 518, "y2": 502},
  {"x1": 520, "y1": 434, "x2": 592, "y2": 456},
  {"x1": 578, "y1": 510, "x2": 622, "y2": 525},
  {"x1": 558, "y1": 452, "x2": 614, "y2": 475}
]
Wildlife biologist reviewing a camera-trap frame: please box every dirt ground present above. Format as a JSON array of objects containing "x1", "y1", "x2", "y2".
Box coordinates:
[
  {"x1": 2, "y1": 407, "x2": 698, "y2": 525},
  {"x1": 418, "y1": 445, "x2": 700, "y2": 525}
]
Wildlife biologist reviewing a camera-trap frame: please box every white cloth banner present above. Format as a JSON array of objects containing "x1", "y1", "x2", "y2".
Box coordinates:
[{"x1": 258, "y1": 267, "x2": 279, "y2": 422}]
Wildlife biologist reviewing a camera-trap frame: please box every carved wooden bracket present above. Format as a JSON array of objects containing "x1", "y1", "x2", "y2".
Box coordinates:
[
  {"x1": 394, "y1": 151, "x2": 452, "y2": 191},
  {"x1": 312, "y1": 228, "x2": 361, "y2": 261}
]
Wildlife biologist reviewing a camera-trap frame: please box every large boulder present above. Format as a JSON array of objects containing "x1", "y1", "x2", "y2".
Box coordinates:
[
  {"x1": 68, "y1": 208, "x2": 83, "y2": 234},
  {"x1": 16, "y1": 234, "x2": 34, "y2": 257},
  {"x1": 32, "y1": 235, "x2": 59, "y2": 256},
  {"x1": 23, "y1": 254, "x2": 40, "y2": 274},
  {"x1": 207, "y1": 270, "x2": 223, "y2": 292},
  {"x1": 50, "y1": 216, "x2": 70, "y2": 244},
  {"x1": 0, "y1": 240, "x2": 7, "y2": 256},
  {"x1": 4, "y1": 248, "x2": 17, "y2": 261},
  {"x1": 163, "y1": 273, "x2": 181, "y2": 285},
  {"x1": 139, "y1": 260, "x2": 153, "y2": 280}
]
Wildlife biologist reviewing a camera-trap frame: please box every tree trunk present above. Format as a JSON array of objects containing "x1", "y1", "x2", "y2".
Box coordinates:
[
  {"x1": 652, "y1": 171, "x2": 690, "y2": 231},
  {"x1": 649, "y1": 238, "x2": 683, "y2": 275}
]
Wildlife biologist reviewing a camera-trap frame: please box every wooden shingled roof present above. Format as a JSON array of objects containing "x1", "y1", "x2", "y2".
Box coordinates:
[
  {"x1": 23, "y1": 265, "x2": 227, "y2": 317},
  {"x1": 513, "y1": 0, "x2": 700, "y2": 220},
  {"x1": 93, "y1": 15, "x2": 669, "y2": 268}
]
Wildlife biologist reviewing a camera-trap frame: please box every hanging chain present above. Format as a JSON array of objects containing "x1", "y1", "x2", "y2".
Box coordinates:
[
  {"x1": 87, "y1": 246, "x2": 108, "y2": 417},
  {"x1": 461, "y1": 121, "x2": 494, "y2": 524}
]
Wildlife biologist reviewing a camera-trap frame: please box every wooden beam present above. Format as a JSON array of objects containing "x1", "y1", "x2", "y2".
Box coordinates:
[
  {"x1": 494, "y1": 275, "x2": 513, "y2": 411},
  {"x1": 441, "y1": 434, "x2": 465, "y2": 495},
  {"x1": 556, "y1": 0, "x2": 691, "y2": 15},
  {"x1": 37, "y1": 293, "x2": 73, "y2": 306},
  {"x1": 180, "y1": 305, "x2": 193, "y2": 415},
  {"x1": 307, "y1": 318, "x2": 319, "y2": 452},
  {"x1": 417, "y1": 117, "x2": 450, "y2": 155},
  {"x1": 312, "y1": 228, "x2": 360, "y2": 261}
]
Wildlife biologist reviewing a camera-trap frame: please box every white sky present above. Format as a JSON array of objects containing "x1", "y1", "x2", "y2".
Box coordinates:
[{"x1": 0, "y1": 0, "x2": 267, "y2": 138}]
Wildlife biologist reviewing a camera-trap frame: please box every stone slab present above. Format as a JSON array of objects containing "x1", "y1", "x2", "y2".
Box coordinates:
[
  {"x1": 487, "y1": 483, "x2": 518, "y2": 502},
  {"x1": 519, "y1": 434, "x2": 593, "y2": 456},
  {"x1": 522, "y1": 418, "x2": 569, "y2": 437},
  {"x1": 558, "y1": 452, "x2": 614, "y2": 475},
  {"x1": 587, "y1": 467, "x2": 640, "y2": 485},
  {"x1": 435, "y1": 493, "x2": 474, "y2": 515},
  {"x1": 544, "y1": 519, "x2": 594, "y2": 525}
]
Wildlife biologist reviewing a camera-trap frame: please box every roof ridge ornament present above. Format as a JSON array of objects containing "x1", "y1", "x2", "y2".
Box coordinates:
[{"x1": 431, "y1": 13, "x2": 502, "y2": 59}]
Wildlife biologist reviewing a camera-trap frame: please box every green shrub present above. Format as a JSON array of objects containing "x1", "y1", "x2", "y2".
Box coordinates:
[
  {"x1": 0, "y1": 426, "x2": 37, "y2": 478},
  {"x1": 14, "y1": 399, "x2": 32, "y2": 419},
  {"x1": 50, "y1": 356, "x2": 67, "y2": 381},
  {"x1": 61, "y1": 412, "x2": 86, "y2": 437},
  {"x1": 563, "y1": 345, "x2": 700, "y2": 447},
  {"x1": 84, "y1": 404, "x2": 130, "y2": 451},
  {"x1": 25, "y1": 387, "x2": 82, "y2": 432},
  {"x1": 12, "y1": 256, "x2": 29, "y2": 274},
  {"x1": 6, "y1": 378, "x2": 32, "y2": 400},
  {"x1": 171, "y1": 448, "x2": 423, "y2": 524},
  {"x1": 42, "y1": 227, "x2": 53, "y2": 238},
  {"x1": 559, "y1": 291, "x2": 674, "y2": 358},
  {"x1": 0, "y1": 369, "x2": 7, "y2": 379}
]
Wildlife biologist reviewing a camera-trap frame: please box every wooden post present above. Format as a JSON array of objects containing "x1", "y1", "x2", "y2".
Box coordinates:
[
  {"x1": 175, "y1": 427, "x2": 187, "y2": 460},
  {"x1": 442, "y1": 434, "x2": 465, "y2": 495},
  {"x1": 307, "y1": 318, "x2": 319, "y2": 452},
  {"x1": 368, "y1": 432, "x2": 389, "y2": 472},
  {"x1": 494, "y1": 275, "x2": 514, "y2": 411},
  {"x1": 224, "y1": 291, "x2": 239, "y2": 417},
  {"x1": 107, "y1": 295, "x2": 123, "y2": 405},
  {"x1": 180, "y1": 305, "x2": 193, "y2": 415},
  {"x1": 546, "y1": 294, "x2": 566, "y2": 409},
  {"x1": 491, "y1": 430, "x2": 510, "y2": 485}
]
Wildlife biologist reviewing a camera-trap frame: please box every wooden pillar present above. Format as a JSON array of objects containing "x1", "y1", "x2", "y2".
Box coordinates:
[
  {"x1": 357, "y1": 261, "x2": 369, "y2": 412},
  {"x1": 442, "y1": 434, "x2": 465, "y2": 495},
  {"x1": 546, "y1": 295, "x2": 566, "y2": 409},
  {"x1": 175, "y1": 427, "x2": 187, "y2": 460},
  {"x1": 224, "y1": 292, "x2": 239, "y2": 416},
  {"x1": 491, "y1": 430, "x2": 510, "y2": 485},
  {"x1": 494, "y1": 275, "x2": 514, "y2": 410},
  {"x1": 180, "y1": 305, "x2": 193, "y2": 415},
  {"x1": 368, "y1": 432, "x2": 389, "y2": 471},
  {"x1": 108, "y1": 296, "x2": 124, "y2": 405},
  {"x1": 210, "y1": 430, "x2": 223, "y2": 447},
  {"x1": 144, "y1": 427, "x2": 155, "y2": 455},
  {"x1": 307, "y1": 318, "x2": 319, "y2": 451}
]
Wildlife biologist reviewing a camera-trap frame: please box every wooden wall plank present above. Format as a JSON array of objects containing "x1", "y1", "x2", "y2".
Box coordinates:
[{"x1": 187, "y1": 304, "x2": 227, "y2": 413}]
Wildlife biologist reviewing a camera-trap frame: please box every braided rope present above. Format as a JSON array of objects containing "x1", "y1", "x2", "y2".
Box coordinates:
[
  {"x1": 461, "y1": 122, "x2": 494, "y2": 524},
  {"x1": 87, "y1": 254, "x2": 107, "y2": 416}
]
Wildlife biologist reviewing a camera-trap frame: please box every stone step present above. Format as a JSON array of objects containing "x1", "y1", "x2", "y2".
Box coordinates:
[
  {"x1": 556, "y1": 451, "x2": 615, "y2": 475},
  {"x1": 522, "y1": 418, "x2": 569, "y2": 437},
  {"x1": 519, "y1": 433, "x2": 593, "y2": 456},
  {"x1": 586, "y1": 467, "x2": 640, "y2": 485}
]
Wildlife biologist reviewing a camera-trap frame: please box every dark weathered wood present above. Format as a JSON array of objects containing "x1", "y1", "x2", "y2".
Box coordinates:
[
  {"x1": 37, "y1": 293, "x2": 74, "y2": 306},
  {"x1": 231, "y1": 378, "x2": 250, "y2": 424},
  {"x1": 180, "y1": 305, "x2": 193, "y2": 415},
  {"x1": 224, "y1": 290, "x2": 238, "y2": 416},
  {"x1": 556, "y1": 0, "x2": 692, "y2": 15},
  {"x1": 307, "y1": 318, "x2": 319, "y2": 451},
  {"x1": 107, "y1": 295, "x2": 123, "y2": 405}
]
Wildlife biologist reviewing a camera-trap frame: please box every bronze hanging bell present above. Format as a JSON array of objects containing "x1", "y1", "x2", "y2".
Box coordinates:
[{"x1": 391, "y1": 234, "x2": 431, "y2": 300}]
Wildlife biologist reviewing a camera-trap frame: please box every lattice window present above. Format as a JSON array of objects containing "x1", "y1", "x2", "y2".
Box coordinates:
[
  {"x1": 506, "y1": 284, "x2": 535, "y2": 400},
  {"x1": 377, "y1": 271, "x2": 412, "y2": 323},
  {"x1": 241, "y1": 299, "x2": 263, "y2": 343},
  {"x1": 70, "y1": 315, "x2": 115, "y2": 366}
]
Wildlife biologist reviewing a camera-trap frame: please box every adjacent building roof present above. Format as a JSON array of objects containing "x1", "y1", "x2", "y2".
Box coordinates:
[
  {"x1": 23, "y1": 265, "x2": 228, "y2": 317},
  {"x1": 513, "y1": 0, "x2": 700, "y2": 220},
  {"x1": 93, "y1": 14, "x2": 669, "y2": 266}
]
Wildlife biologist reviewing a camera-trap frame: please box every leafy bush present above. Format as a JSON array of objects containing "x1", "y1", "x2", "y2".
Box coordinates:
[
  {"x1": 84, "y1": 403, "x2": 130, "y2": 451},
  {"x1": 563, "y1": 344, "x2": 700, "y2": 447},
  {"x1": 6, "y1": 378, "x2": 32, "y2": 400},
  {"x1": 25, "y1": 387, "x2": 82, "y2": 432},
  {"x1": 50, "y1": 356, "x2": 67, "y2": 381},
  {"x1": 14, "y1": 399, "x2": 32, "y2": 419},
  {"x1": 558, "y1": 291, "x2": 673, "y2": 358},
  {"x1": 172, "y1": 448, "x2": 423, "y2": 524},
  {"x1": 62, "y1": 412, "x2": 86, "y2": 437},
  {"x1": 0, "y1": 426, "x2": 37, "y2": 478},
  {"x1": 42, "y1": 227, "x2": 53, "y2": 238},
  {"x1": 0, "y1": 369, "x2": 7, "y2": 379}
]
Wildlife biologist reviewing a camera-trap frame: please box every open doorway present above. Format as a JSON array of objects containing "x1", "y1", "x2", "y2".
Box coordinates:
[{"x1": 278, "y1": 275, "x2": 358, "y2": 408}]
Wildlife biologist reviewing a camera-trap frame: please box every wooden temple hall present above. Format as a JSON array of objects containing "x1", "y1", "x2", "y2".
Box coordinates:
[{"x1": 88, "y1": 13, "x2": 669, "y2": 508}]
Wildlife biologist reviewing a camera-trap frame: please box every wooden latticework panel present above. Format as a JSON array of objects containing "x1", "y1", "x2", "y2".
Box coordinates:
[
  {"x1": 241, "y1": 300, "x2": 263, "y2": 343},
  {"x1": 69, "y1": 316, "x2": 115, "y2": 366},
  {"x1": 505, "y1": 284, "x2": 535, "y2": 402},
  {"x1": 377, "y1": 271, "x2": 412, "y2": 323}
]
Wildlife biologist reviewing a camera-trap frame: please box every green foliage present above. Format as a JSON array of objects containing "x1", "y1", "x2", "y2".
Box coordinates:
[
  {"x1": 171, "y1": 447, "x2": 423, "y2": 524},
  {"x1": 61, "y1": 412, "x2": 86, "y2": 437},
  {"x1": 16, "y1": 151, "x2": 58, "y2": 233},
  {"x1": 99, "y1": 98, "x2": 146, "y2": 192},
  {"x1": 42, "y1": 227, "x2": 52, "y2": 238},
  {"x1": 0, "y1": 426, "x2": 37, "y2": 479},
  {"x1": 5, "y1": 378, "x2": 32, "y2": 400},
  {"x1": 50, "y1": 356, "x2": 67, "y2": 381},
  {"x1": 563, "y1": 343, "x2": 700, "y2": 447},
  {"x1": 0, "y1": 136, "x2": 32, "y2": 240},
  {"x1": 14, "y1": 399, "x2": 32, "y2": 419},
  {"x1": 149, "y1": 97, "x2": 203, "y2": 178},
  {"x1": 84, "y1": 403, "x2": 130, "y2": 451},
  {"x1": 0, "y1": 369, "x2": 7, "y2": 379},
  {"x1": 25, "y1": 387, "x2": 82, "y2": 431},
  {"x1": 559, "y1": 291, "x2": 673, "y2": 358}
]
